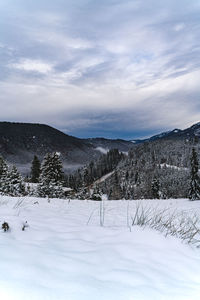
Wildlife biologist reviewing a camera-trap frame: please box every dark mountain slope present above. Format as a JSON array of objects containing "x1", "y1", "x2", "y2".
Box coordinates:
[
  {"x1": 0, "y1": 122, "x2": 134, "y2": 174},
  {"x1": 0, "y1": 122, "x2": 98, "y2": 173}
]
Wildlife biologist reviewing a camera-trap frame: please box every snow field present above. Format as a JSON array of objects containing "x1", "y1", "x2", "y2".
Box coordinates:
[{"x1": 0, "y1": 197, "x2": 200, "y2": 300}]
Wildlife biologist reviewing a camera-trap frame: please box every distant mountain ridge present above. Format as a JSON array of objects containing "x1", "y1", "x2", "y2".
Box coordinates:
[
  {"x1": 90, "y1": 121, "x2": 200, "y2": 200},
  {"x1": 131, "y1": 122, "x2": 200, "y2": 144},
  {"x1": 0, "y1": 122, "x2": 134, "y2": 174},
  {"x1": 0, "y1": 121, "x2": 200, "y2": 175}
]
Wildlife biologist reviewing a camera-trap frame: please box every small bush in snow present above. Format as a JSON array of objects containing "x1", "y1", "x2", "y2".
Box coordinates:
[
  {"x1": 22, "y1": 221, "x2": 29, "y2": 231},
  {"x1": 2, "y1": 222, "x2": 9, "y2": 232}
]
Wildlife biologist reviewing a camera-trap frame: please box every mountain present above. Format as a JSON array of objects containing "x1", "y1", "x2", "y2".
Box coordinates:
[
  {"x1": 130, "y1": 123, "x2": 200, "y2": 144},
  {"x1": 1, "y1": 120, "x2": 200, "y2": 177},
  {"x1": 146, "y1": 122, "x2": 200, "y2": 142},
  {"x1": 73, "y1": 121, "x2": 200, "y2": 200},
  {"x1": 0, "y1": 122, "x2": 134, "y2": 174}
]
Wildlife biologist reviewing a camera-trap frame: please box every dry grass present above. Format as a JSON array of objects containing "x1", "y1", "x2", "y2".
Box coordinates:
[{"x1": 130, "y1": 202, "x2": 200, "y2": 247}]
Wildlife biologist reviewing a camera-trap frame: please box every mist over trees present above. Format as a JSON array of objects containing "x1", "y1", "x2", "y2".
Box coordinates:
[
  {"x1": 65, "y1": 149, "x2": 124, "y2": 191},
  {"x1": 0, "y1": 133, "x2": 199, "y2": 200}
]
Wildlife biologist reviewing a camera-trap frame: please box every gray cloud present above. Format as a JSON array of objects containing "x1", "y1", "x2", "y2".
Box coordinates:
[{"x1": 0, "y1": 0, "x2": 200, "y2": 138}]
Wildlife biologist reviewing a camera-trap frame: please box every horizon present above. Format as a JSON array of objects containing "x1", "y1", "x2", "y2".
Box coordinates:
[
  {"x1": 0, "y1": 0, "x2": 200, "y2": 138},
  {"x1": 0, "y1": 119, "x2": 198, "y2": 141}
]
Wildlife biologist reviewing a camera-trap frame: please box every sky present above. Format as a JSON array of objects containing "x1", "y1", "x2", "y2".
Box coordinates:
[{"x1": 0, "y1": 0, "x2": 200, "y2": 139}]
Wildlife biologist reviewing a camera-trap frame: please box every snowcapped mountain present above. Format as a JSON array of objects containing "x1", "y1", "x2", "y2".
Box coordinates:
[
  {"x1": 130, "y1": 129, "x2": 182, "y2": 144},
  {"x1": 130, "y1": 122, "x2": 200, "y2": 144}
]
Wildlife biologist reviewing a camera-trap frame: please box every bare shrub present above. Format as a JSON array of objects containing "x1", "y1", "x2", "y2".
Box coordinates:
[{"x1": 2, "y1": 222, "x2": 9, "y2": 232}]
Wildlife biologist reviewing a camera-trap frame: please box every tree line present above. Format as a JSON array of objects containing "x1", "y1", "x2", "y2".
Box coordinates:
[
  {"x1": 0, "y1": 143, "x2": 200, "y2": 201},
  {"x1": 0, "y1": 152, "x2": 65, "y2": 198}
]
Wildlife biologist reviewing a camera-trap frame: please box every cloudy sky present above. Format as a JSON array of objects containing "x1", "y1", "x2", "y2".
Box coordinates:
[{"x1": 0, "y1": 0, "x2": 200, "y2": 139}]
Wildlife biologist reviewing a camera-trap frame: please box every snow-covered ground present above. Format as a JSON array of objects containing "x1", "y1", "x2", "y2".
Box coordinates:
[
  {"x1": 159, "y1": 163, "x2": 188, "y2": 171},
  {"x1": 0, "y1": 197, "x2": 200, "y2": 300}
]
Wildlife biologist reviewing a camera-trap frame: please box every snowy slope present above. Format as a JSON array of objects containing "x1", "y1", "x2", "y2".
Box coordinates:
[
  {"x1": 160, "y1": 163, "x2": 188, "y2": 171},
  {"x1": 0, "y1": 197, "x2": 200, "y2": 300},
  {"x1": 93, "y1": 171, "x2": 114, "y2": 185}
]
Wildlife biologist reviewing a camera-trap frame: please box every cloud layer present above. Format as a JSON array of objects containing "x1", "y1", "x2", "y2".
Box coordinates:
[{"x1": 0, "y1": 0, "x2": 200, "y2": 138}]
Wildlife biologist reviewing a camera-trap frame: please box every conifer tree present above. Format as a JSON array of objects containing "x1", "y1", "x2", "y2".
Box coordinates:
[
  {"x1": 8, "y1": 166, "x2": 25, "y2": 196},
  {"x1": 188, "y1": 148, "x2": 200, "y2": 200},
  {"x1": 0, "y1": 158, "x2": 9, "y2": 195},
  {"x1": 37, "y1": 152, "x2": 64, "y2": 198},
  {"x1": 151, "y1": 177, "x2": 160, "y2": 199},
  {"x1": 0, "y1": 164, "x2": 25, "y2": 196},
  {"x1": 0, "y1": 156, "x2": 6, "y2": 177},
  {"x1": 30, "y1": 155, "x2": 41, "y2": 183}
]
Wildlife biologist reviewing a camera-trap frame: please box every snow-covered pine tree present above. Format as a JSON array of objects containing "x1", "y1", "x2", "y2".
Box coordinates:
[
  {"x1": 0, "y1": 158, "x2": 9, "y2": 195},
  {"x1": 30, "y1": 155, "x2": 41, "y2": 183},
  {"x1": 7, "y1": 166, "x2": 25, "y2": 196},
  {"x1": 50, "y1": 152, "x2": 64, "y2": 183},
  {"x1": 188, "y1": 148, "x2": 200, "y2": 200},
  {"x1": 37, "y1": 153, "x2": 52, "y2": 197},
  {"x1": 0, "y1": 164, "x2": 25, "y2": 196},
  {"x1": 37, "y1": 152, "x2": 64, "y2": 198},
  {"x1": 0, "y1": 156, "x2": 6, "y2": 177}
]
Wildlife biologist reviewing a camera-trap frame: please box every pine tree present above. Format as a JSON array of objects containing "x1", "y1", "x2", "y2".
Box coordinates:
[
  {"x1": 0, "y1": 165, "x2": 25, "y2": 196},
  {"x1": 188, "y1": 148, "x2": 200, "y2": 200},
  {"x1": 8, "y1": 166, "x2": 25, "y2": 196},
  {"x1": 30, "y1": 155, "x2": 41, "y2": 183},
  {"x1": 0, "y1": 156, "x2": 6, "y2": 177},
  {"x1": 151, "y1": 177, "x2": 160, "y2": 199},
  {"x1": 0, "y1": 158, "x2": 9, "y2": 195},
  {"x1": 50, "y1": 152, "x2": 64, "y2": 182},
  {"x1": 37, "y1": 152, "x2": 64, "y2": 198}
]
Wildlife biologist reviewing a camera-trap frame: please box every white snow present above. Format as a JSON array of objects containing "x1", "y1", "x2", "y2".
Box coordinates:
[
  {"x1": 95, "y1": 147, "x2": 109, "y2": 154},
  {"x1": 122, "y1": 151, "x2": 128, "y2": 156},
  {"x1": 63, "y1": 187, "x2": 73, "y2": 192},
  {"x1": 0, "y1": 197, "x2": 200, "y2": 300},
  {"x1": 93, "y1": 171, "x2": 114, "y2": 184},
  {"x1": 160, "y1": 163, "x2": 188, "y2": 171}
]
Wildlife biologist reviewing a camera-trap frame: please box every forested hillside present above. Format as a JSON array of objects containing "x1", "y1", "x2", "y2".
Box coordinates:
[
  {"x1": 1, "y1": 121, "x2": 200, "y2": 200},
  {"x1": 69, "y1": 123, "x2": 200, "y2": 199},
  {"x1": 0, "y1": 122, "x2": 133, "y2": 174}
]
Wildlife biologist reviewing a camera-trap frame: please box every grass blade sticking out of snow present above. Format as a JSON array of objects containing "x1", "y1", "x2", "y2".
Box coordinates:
[{"x1": 130, "y1": 202, "x2": 200, "y2": 247}]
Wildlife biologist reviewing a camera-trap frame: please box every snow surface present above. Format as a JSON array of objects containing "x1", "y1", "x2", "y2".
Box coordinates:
[
  {"x1": 160, "y1": 164, "x2": 188, "y2": 171},
  {"x1": 95, "y1": 147, "x2": 109, "y2": 154},
  {"x1": 0, "y1": 197, "x2": 200, "y2": 300}
]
